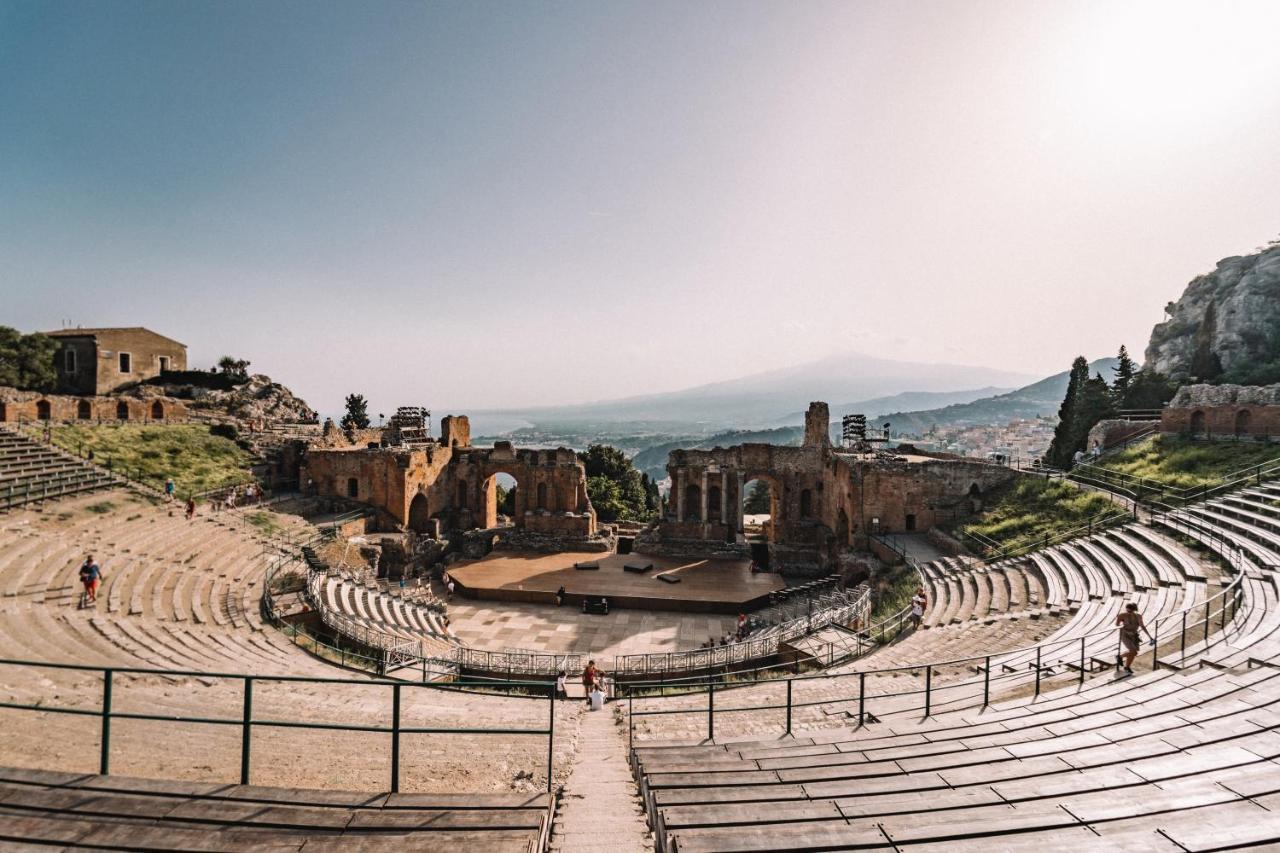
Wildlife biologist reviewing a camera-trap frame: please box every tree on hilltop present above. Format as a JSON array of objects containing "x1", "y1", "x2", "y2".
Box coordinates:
[
  {"x1": 1112, "y1": 345, "x2": 1137, "y2": 402},
  {"x1": 1045, "y1": 356, "x2": 1089, "y2": 468},
  {"x1": 340, "y1": 394, "x2": 371, "y2": 430},
  {"x1": 217, "y1": 356, "x2": 251, "y2": 383},
  {"x1": 0, "y1": 327, "x2": 57, "y2": 393}
]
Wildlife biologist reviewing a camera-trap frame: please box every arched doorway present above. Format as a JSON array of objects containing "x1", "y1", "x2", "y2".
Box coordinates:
[
  {"x1": 1190, "y1": 410, "x2": 1206, "y2": 435},
  {"x1": 741, "y1": 475, "x2": 781, "y2": 542},
  {"x1": 77, "y1": 399, "x2": 92, "y2": 420},
  {"x1": 150, "y1": 400, "x2": 165, "y2": 420},
  {"x1": 683, "y1": 483, "x2": 702, "y2": 522},
  {"x1": 482, "y1": 472, "x2": 519, "y2": 528},
  {"x1": 707, "y1": 485, "x2": 722, "y2": 522},
  {"x1": 36, "y1": 400, "x2": 51, "y2": 421},
  {"x1": 1235, "y1": 409, "x2": 1251, "y2": 437},
  {"x1": 116, "y1": 401, "x2": 130, "y2": 420},
  {"x1": 408, "y1": 493, "x2": 431, "y2": 533}
]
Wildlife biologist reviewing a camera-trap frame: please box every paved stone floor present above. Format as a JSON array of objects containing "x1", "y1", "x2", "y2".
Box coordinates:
[{"x1": 447, "y1": 599, "x2": 738, "y2": 658}]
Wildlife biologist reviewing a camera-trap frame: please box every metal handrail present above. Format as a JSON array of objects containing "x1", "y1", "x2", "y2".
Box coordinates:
[
  {"x1": 0, "y1": 656, "x2": 556, "y2": 794},
  {"x1": 624, "y1": 523, "x2": 1251, "y2": 738}
]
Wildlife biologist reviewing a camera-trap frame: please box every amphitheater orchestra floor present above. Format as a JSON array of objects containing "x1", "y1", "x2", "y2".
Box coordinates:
[{"x1": 448, "y1": 550, "x2": 784, "y2": 612}]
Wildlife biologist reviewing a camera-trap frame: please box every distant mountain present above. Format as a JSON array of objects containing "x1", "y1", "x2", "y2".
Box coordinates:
[
  {"x1": 772, "y1": 387, "x2": 1012, "y2": 427},
  {"x1": 497, "y1": 351, "x2": 1038, "y2": 429},
  {"x1": 631, "y1": 426, "x2": 805, "y2": 481},
  {"x1": 879, "y1": 358, "x2": 1120, "y2": 433}
]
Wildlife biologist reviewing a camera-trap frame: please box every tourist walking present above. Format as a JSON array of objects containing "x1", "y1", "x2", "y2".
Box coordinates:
[
  {"x1": 909, "y1": 588, "x2": 927, "y2": 630},
  {"x1": 78, "y1": 554, "x2": 102, "y2": 606},
  {"x1": 1115, "y1": 602, "x2": 1153, "y2": 675},
  {"x1": 582, "y1": 660, "x2": 599, "y2": 707}
]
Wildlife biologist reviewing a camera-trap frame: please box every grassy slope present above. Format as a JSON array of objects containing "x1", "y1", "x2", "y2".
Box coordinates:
[
  {"x1": 1090, "y1": 435, "x2": 1280, "y2": 491},
  {"x1": 49, "y1": 423, "x2": 254, "y2": 496},
  {"x1": 957, "y1": 476, "x2": 1118, "y2": 555}
]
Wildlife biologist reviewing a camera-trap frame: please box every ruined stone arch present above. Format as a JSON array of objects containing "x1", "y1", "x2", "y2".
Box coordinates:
[{"x1": 408, "y1": 492, "x2": 431, "y2": 533}]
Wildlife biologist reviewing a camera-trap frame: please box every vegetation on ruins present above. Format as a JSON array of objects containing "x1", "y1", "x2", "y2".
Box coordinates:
[
  {"x1": 47, "y1": 423, "x2": 254, "y2": 495},
  {"x1": 956, "y1": 476, "x2": 1117, "y2": 555},
  {"x1": 340, "y1": 393, "x2": 371, "y2": 430},
  {"x1": 1088, "y1": 434, "x2": 1280, "y2": 492},
  {"x1": 1045, "y1": 347, "x2": 1178, "y2": 469},
  {"x1": 577, "y1": 444, "x2": 659, "y2": 522},
  {"x1": 743, "y1": 480, "x2": 771, "y2": 514},
  {"x1": 0, "y1": 326, "x2": 58, "y2": 392},
  {"x1": 215, "y1": 355, "x2": 252, "y2": 382}
]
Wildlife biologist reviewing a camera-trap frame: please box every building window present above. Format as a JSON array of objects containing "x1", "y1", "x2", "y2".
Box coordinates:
[
  {"x1": 64, "y1": 349, "x2": 77, "y2": 373},
  {"x1": 119, "y1": 352, "x2": 132, "y2": 373}
]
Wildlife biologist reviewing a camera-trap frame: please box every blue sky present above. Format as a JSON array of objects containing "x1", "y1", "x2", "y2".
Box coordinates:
[{"x1": 3, "y1": 1, "x2": 1280, "y2": 416}]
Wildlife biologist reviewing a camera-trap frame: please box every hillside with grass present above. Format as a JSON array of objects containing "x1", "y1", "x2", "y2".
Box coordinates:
[
  {"x1": 1086, "y1": 435, "x2": 1280, "y2": 493},
  {"x1": 955, "y1": 476, "x2": 1120, "y2": 556},
  {"x1": 46, "y1": 423, "x2": 255, "y2": 496}
]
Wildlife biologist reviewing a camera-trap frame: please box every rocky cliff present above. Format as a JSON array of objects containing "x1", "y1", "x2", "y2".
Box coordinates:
[{"x1": 1145, "y1": 244, "x2": 1280, "y2": 380}]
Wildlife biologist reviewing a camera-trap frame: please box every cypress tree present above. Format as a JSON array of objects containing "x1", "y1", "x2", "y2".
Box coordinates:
[
  {"x1": 1046, "y1": 356, "x2": 1089, "y2": 468},
  {"x1": 1112, "y1": 345, "x2": 1137, "y2": 405}
]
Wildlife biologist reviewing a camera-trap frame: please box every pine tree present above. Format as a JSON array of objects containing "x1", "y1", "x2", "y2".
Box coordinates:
[
  {"x1": 1112, "y1": 345, "x2": 1137, "y2": 405},
  {"x1": 1046, "y1": 356, "x2": 1089, "y2": 468},
  {"x1": 340, "y1": 393, "x2": 371, "y2": 430}
]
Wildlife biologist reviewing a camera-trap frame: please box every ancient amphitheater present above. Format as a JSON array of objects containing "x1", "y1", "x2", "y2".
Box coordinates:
[{"x1": 3, "y1": 419, "x2": 1280, "y2": 851}]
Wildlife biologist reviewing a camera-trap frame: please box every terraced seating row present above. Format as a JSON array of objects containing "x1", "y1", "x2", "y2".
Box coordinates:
[
  {"x1": 628, "y1": 486, "x2": 1280, "y2": 851},
  {"x1": 0, "y1": 429, "x2": 117, "y2": 510},
  {"x1": 0, "y1": 490, "x2": 335, "y2": 676},
  {"x1": 915, "y1": 524, "x2": 1207, "y2": 636},
  {"x1": 0, "y1": 765, "x2": 551, "y2": 852}
]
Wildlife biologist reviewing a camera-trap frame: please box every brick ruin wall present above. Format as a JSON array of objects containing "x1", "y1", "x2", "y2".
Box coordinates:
[
  {"x1": 646, "y1": 402, "x2": 1017, "y2": 574},
  {"x1": 1159, "y1": 385, "x2": 1280, "y2": 439},
  {"x1": 300, "y1": 417, "x2": 598, "y2": 543},
  {"x1": 0, "y1": 390, "x2": 189, "y2": 423}
]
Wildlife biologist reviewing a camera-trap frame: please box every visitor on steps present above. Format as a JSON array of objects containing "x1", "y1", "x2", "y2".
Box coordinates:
[
  {"x1": 78, "y1": 555, "x2": 102, "y2": 606},
  {"x1": 582, "y1": 660, "x2": 599, "y2": 706},
  {"x1": 910, "y1": 590, "x2": 926, "y2": 630},
  {"x1": 1115, "y1": 602, "x2": 1154, "y2": 675}
]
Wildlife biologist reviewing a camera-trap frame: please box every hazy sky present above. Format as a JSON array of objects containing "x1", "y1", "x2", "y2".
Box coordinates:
[{"x1": 3, "y1": 0, "x2": 1279, "y2": 415}]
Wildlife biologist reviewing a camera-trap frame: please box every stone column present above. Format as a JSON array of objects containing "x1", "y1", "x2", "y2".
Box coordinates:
[
  {"x1": 700, "y1": 470, "x2": 709, "y2": 526},
  {"x1": 736, "y1": 471, "x2": 745, "y2": 535},
  {"x1": 677, "y1": 469, "x2": 686, "y2": 522},
  {"x1": 720, "y1": 470, "x2": 728, "y2": 526}
]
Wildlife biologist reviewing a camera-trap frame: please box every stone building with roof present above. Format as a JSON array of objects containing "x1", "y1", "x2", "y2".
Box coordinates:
[{"x1": 45, "y1": 327, "x2": 187, "y2": 395}]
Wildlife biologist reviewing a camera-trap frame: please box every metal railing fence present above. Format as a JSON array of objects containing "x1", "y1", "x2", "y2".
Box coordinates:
[
  {"x1": 624, "y1": 547, "x2": 1249, "y2": 742},
  {"x1": 0, "y1": 657, "x2": 556, "y2": 793}
]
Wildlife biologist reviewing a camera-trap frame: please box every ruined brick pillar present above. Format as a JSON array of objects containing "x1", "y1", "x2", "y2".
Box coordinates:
[
  {"x1": 803, "y1": 402, "x2": 831, "y2": 448},
  {"x1": 700, "y1": 470, "x2": 709, "y2": 526}
]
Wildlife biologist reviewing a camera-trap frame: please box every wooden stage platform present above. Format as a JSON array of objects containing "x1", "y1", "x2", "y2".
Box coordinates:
[{"x1": 448, "y1": 552, "x2": 785, "y2": 614}]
